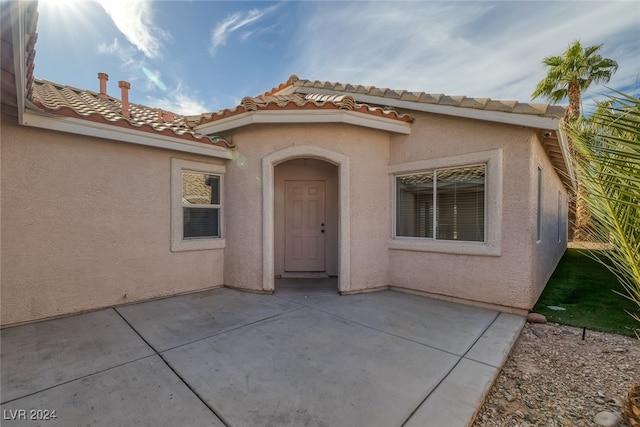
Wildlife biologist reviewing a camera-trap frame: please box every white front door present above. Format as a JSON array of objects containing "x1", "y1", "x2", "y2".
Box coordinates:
[{"x1": 284, "y1": 180, "x2": 326, "y2": 272}]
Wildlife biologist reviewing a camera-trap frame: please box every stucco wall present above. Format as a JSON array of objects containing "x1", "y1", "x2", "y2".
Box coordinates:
[
  {"x1": 387, "y1": 112, "x2": 564, "y2": 311},
  {"x1": 1, "y1": 108, "x2": 569, "y2": 324},
  {"x1": 223, "y1": 123, "x2": 391, "y2": 293},
  {"x1": 529, "y1": 133, "x2": 568, "y2": 303},
  {"x1": 1, "y1": 114, "x2": 225, "y2": 326}
]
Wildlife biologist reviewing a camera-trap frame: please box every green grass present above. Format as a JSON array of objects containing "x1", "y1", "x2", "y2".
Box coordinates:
[{"x1": 533, "y1": 248, "x2": 639, "y2": 337}]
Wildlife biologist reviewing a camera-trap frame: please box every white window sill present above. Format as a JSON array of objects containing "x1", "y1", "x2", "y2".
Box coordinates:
[
  {"x1": 388, "y1": 238, "x2": 500, "y2": 257},
  {"x1": 171, "y1": 238, "x2": 226, "y2": 252}
]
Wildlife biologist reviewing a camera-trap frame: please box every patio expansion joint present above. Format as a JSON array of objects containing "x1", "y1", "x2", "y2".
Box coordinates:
[
  {"x1": 149, "y1": 305, "x2": 307, "y2": 355},
  {"x1": 306, "y1": 304, "x2": 480, "y2": 359},
  {"x1": 0, "y1": 352, "x2": 157, "y2": 405},
  {"x1": 271, "y1": 293, "x2": 336, "y2": 307},
  {"x1": 112, "y1": 307, "x2": 233, "y2": 427},
  {"x1": 399, "y1": 311, "x2": 502, "y2": 427}
]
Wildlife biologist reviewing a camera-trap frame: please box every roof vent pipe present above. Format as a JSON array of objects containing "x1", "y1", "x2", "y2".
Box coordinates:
[
  {"x1": 118, "y1": 80, "x2": 131, "y2": 119},
  {"x1": 97, "y1": 72, "x2": 109, "y2": 99}
]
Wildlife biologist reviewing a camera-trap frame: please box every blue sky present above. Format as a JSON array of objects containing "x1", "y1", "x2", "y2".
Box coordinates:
[{"x1": 36, "y1": 0, "x2": 640, "y2": 115}]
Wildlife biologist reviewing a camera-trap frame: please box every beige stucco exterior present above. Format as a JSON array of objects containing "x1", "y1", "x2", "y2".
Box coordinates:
[
  {"x1": 1, "y1": 112, "x2": 226, "y2": 326},
  {"x1": 0, "y1": 1, "x2": 572, "y2": 327},
  {"x1": 530, "y1": 132, "x2": 569, "y2": 301},
  {"x1": 1, "y1": 103, "x2": 568, "y2": 326},
  {"x1": 222, "y1": 123, "x2": 391, "y2": 295},
  {"x1": 387, "y1": 112, "x2": 567, "y2": 312}
]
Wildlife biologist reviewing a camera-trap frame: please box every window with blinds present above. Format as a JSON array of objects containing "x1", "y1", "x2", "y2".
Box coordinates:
[
  {"x1": 395, "y1": 164, "x2": 486, "y2": 242},
  {"x1": 182, "y1": 171, "x2": 221, "y2": 239}
]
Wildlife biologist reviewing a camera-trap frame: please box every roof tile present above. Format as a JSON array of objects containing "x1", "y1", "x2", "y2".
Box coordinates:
[
  {"x1": 418, "y1": 93, "x2": 444, "y2": 104},
  {"x1": 459, "y1": 97, "x2": 490, "y2": 109},
  {"x1": 399, "y1": 92, "x2": 421, "y2": 102},
  {"x1": 512, "y1": 103, "x2": 549, "y2": 115},
  {"x1": 439, "y1": 95, "x2": 467, "y2": 106},
  {"x1": 485, "y1": 100, "x2": 519, "y2": 112},
  {"x1": 190, "y1": 93, "x2": 413, "y2": 127},
  {"x1": 30, "y1": 80, "x2": 233, "y2": 148},
  {"x1": 282, "y1": 77, "x2": 564, "y2": 118},
  {"x1": 384, "y1": 89, "x2": 404, "y2": 99},
  {"x1": 261, "y1": 74, "x2": 299, "y2": 96}
]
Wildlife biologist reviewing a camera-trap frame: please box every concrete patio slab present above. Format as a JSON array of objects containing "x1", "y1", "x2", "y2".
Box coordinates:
[
  {"x1": 0, "y1": 285, "x2": 525, "y2": 427},
  {"x1": 0, "y1": 356, "x2": 225, "y2": 427},
  {"x1": 0, "y1": 309, "x2": 153, "y2": 403},
  {"x1": 116, "y1": 288, "x2": 301, "y2": 352},
  {"x1": 162, "y1": 307, "x2": 459, "y2": 427},
  {"x1": 465, "y1": 312, "x2": 527, "y2": 367},
  {"x1": 404, "y1": 358, "x2": 498, "y2": 427},
  {"x1": 313, "y1": 290, "x2": 499, "y2": 355},
  {"x1": 273, "y1": 277, "x2": 341, "y2": 306}
]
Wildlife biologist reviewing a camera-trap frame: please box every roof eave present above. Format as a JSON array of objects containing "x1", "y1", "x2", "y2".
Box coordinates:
[
  {"x1": 22, "y1": 108, "x2": 233, "y2": 159},
  {"x1": 10, "y1": 1, "x2": 27, "y2": 125},
  {"x1": 292, "y1": 87, "x2": 562, "y2": 130},
  {"x1": 557, "y1": 126, "x2": 578, "y2": 191},
  {"x1": 195, "y1": 109, "x2": 412, "y2": 135},
  {"x1": 290, "y1": 86, "x2": 577, "y2": 190}
]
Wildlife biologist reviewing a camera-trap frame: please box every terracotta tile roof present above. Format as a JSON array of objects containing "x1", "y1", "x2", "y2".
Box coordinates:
[
  {"x1": 264, "y1": 76, "x2": 574, "y2": 191},
  {"x1": 30, "y1": 79, "x2": 234, "y2": 148},
  {"x1": 187, "y1": 92, "x2": 413, "y2": 128},
  {"x1": 265, "y1": 75, "x2": 566, "y2": 119}
]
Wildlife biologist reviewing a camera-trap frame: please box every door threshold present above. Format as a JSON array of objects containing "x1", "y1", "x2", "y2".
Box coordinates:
[{"x1": 280, "y1": 272, "x2": 330, "y2": 279}]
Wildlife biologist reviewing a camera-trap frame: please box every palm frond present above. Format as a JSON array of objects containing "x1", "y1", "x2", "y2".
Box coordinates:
[{"x1": 568, "y1": 93, "x2": 640, "y2": 330}]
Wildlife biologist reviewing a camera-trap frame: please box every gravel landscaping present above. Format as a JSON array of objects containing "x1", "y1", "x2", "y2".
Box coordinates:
[{"x1": 472, "y1": 321, "x2": 639, "y2": 427}]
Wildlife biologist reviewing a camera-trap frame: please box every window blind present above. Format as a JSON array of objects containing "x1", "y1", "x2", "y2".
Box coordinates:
[
  {"x1": 182, "y1": 171, "x2": 221, "y2": 239},
  {"x1": 396, "y1": 164, "x2": 485, "y2": 242}
]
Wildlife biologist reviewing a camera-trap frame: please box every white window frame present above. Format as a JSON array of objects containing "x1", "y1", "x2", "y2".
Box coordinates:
[
  {"x1": 557, "y1": 191, "x2": 565, "y2": 244},
  {"x1": 389, "y1": 149, "x2": 502, "y2": 256},
  {"x1": 171, "y1": 158, "x2": 226, "y2": 252}
]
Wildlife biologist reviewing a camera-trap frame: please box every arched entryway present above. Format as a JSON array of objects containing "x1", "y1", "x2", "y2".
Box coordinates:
[{"x1": 262, "y1": 146, "x2": 351, "y2": 294}]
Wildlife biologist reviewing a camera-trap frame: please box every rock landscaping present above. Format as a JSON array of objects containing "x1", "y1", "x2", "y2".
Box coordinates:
[{"x1": 473, "y1": 321, "x2": 638, "y2": 427}]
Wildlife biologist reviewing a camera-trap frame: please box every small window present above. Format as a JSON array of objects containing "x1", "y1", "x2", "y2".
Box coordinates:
[
  {"x1": 558, "y1": 191, "x2": 565, "y2": 243},
  {"x1": 171, "y1": 159, "x2": 225, "y2": 252},
  {"x1": 537, "y1": 166, "x2": 543, "y2": 241},
  {"x1": 182, "y1": 171, "x2": 220, "y2": 239},
  {"x1": 395, "y1": 164, "x2": 485, "y2": 242}
]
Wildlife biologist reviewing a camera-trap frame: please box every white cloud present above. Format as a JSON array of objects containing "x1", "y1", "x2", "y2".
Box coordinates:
[
  {"x1": 144, "y1": 81, "x2": 212, "y2": 115},
  {"x1": 97, "y1": 38, "x2": 139, "y2": 68},
  {"x1": 290, "y1": 1, "x2": 640, "y2": 104},
  {"x1": 98, "y1": 0, "x2": 171, "y2": 59},
  {"x1": 210, "y1": 5, "x2": 279, "y2": 54},
  {"x1": 147, "y1": 93, "x2": 209, "y2": 116},
  {"x1": 97, "y1": 38, "x2": 120, "y2": 55}
]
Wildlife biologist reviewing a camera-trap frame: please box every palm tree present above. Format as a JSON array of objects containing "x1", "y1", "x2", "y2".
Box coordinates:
[
  {"x1": 567, "y1": 92, "x2": 640, "y2": 332},
  {"x1": 532, "y1": 40, "x2": 618, "y2": 120},
  {"x1": 532, "y1": 40, "x2": 618, "y2": 240}
]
